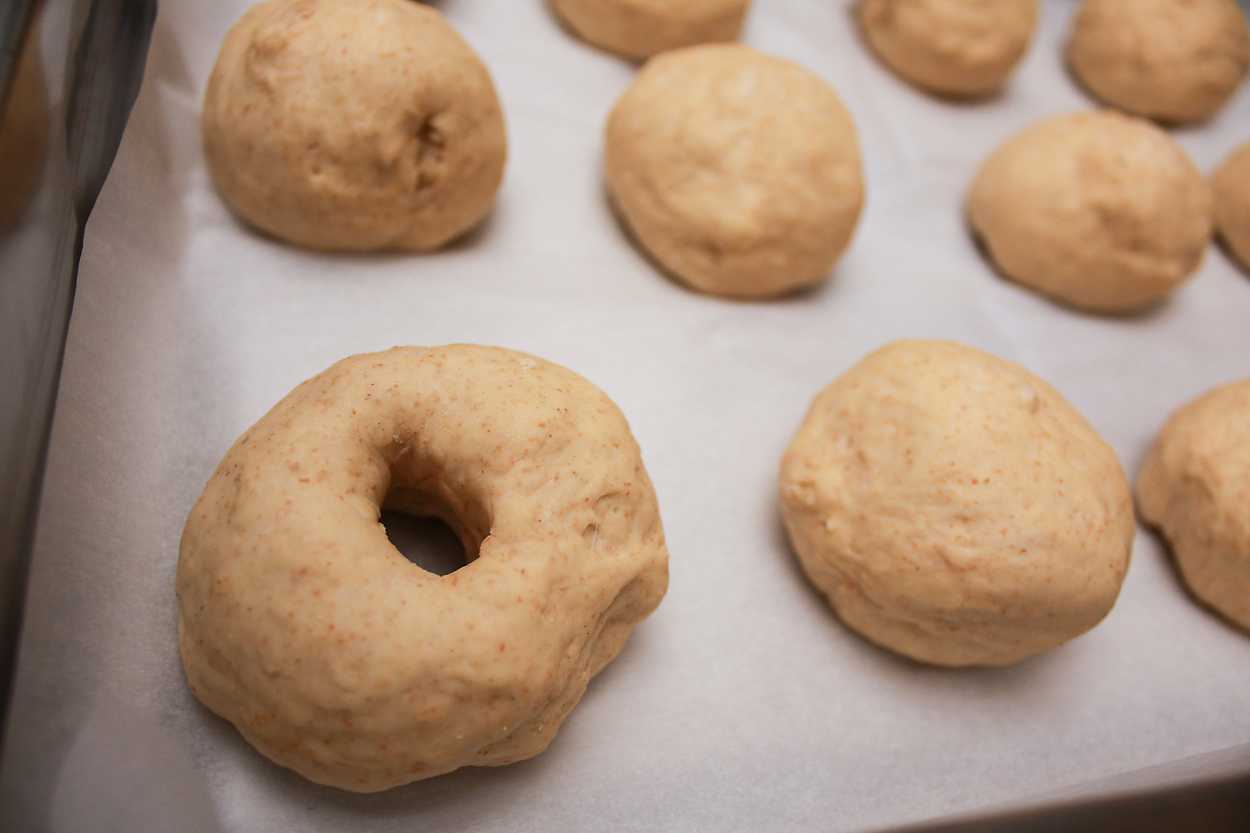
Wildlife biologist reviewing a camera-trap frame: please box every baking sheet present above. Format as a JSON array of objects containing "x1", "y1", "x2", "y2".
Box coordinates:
[{"x1": 4, "y1": 1, "x2": 1250, "y2": 831}]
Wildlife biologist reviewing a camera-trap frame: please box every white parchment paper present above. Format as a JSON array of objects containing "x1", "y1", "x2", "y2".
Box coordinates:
[{"x1": 4, "y1": 1, "x2": 1250, "y2": 831}]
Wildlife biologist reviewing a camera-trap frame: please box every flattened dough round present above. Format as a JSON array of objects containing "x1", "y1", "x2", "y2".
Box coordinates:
[
  {"x1": 857, "y1": 0, "x2": 1039, "y2": 97},
  {"x1": 1213, "y1": 141, "x2": 1250, "y2": 273},
  {"x1": 779, "y1": 340, "x2": 1134, "y2": 667},
  {"x1": 177, "y1": 346, "x2": 669, "y2": 791},
  {"x1": 1066, "y1": 0, "x2": 1250, "y2": 124},
  {"x1": 605, "y1": 44, "x2": 864, "y2": 298},
  {"x1": 1138, "y1": 380, "x2": 1250, "y2": 632},
  {"x1": 203, "y1": 0, "x2": 507, "y2": 252},
  {"x1": 968, "y1": 110, "x2": 1212, "y2": 313},
  {"x1": 550, "y1": 0, "x2": 751, "y2": 61}
]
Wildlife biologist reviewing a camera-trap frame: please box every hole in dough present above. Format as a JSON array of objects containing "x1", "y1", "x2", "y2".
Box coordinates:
[{"x1": 380, "y1": 510, "x2": 468, "y2": 576}]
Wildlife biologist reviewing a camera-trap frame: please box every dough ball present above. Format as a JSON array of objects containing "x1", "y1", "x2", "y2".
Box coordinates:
[
  {"x1": 856, "y1": 0, "x2": 1038, "y2": 98},
  {"x1": 550, "y1": 0, "x2": 750, "y2": 61},
  {"x1": 1213, "y1": 141, "x2": 1250, "y2": 273},
  {"x1": 203, "y1": 0, "x2": 507, "y2": 252},
  {"x1": 779, "y1": 340, "x2": 1134, "y2": 667},
  {"x1": 1138, "y1": 380, "x2": 1250, "y2": 632},
  {"x1": 1066, "y1": 0, "x2": 1250, "y2": 125},
  {"x1": 968, "y1": 110, "x2": 1212, "y2": 313},
  {"x1": 605, "y1": 44, "x2": 864, "y2": 298}
]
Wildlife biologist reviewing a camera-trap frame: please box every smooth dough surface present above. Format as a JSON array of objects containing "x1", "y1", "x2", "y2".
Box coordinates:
[
  {"x1": 968, "y1": 110, "x2": 1212, "y2": 313},
  {"x1": 779, "y1": 340, "x2": 1134, "y2": 667},
  {"x1": 202, "y1": 0, "x2": 507, "y2": 252},
  {"x1": 1066, "y1": 0, "x2": 1250, "y2": 124},
  {"x1": 1213, "y1": 141, "x2": 1250, "y2": 273},
  {"x1": 605, "y1": 44, "x2": 864, "y2": 298},
  {"x1": 177, "y1": 346, "x2": 669, "y2": 792},
  {"x1": 857, "y1": 0, "x2": 1038, "y2": 97},
  {"x1": 1138, "y1": 380, "x2": 1250, "y2": 632},
  {"x1": 550, "y1": 0, "x2": 750, "y2": 60}
]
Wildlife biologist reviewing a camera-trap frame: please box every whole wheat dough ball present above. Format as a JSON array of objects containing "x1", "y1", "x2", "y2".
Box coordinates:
[
  {"x1": 550, "y1": 0, "x2": 751, "y2": 61},
  {"x1": 779, "y1": 340, "x2": 1134, "y2": 667},
  {"x1": 1138, "y1": 380, "x2": 1250, "y2": 632},
  {"x1": 1213, "y1": 141, "x2": 1250, "y2": 273},
  {"x1": 605, "y1": 44, "x2": 864, "y2": 298},
  {"x1": 856, "y1": 0, "x2": 1038, "y2": 98},
  {"x1": 203, "y1": 0, "x2": 507, "y2": 252},
  {"x1": 1067, "y1": 0, "x2": 1250, "y2": 125},
  {"x1": 968, "y1": 111, "x2": 1212, "y2": 313}
]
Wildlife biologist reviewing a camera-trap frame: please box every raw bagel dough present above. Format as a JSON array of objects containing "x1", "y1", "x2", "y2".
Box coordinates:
[
  {"x1": 968, "y1": 110, "x2": 1212, "y2": 313},
  {"x1": 1066, "y1": 0, "x2": 1250, "y2": 125},
  {"x1": 202, "y1": 0, "x2": 507, "y2": 252},
  {"x1": 1138, "y1": 380, "x2": 1250, "y2": 632},
  {"x1": 550, "y1": 0, "x2": 751, "y2": 61},
  {"x1": 605, "y1": 44, "x2": 864, "y2": 298},
  {"x1": 177, "y1": 346, "x2": 669, "y2": 792},
  {"x1": 856, "y1": 0, "x2": 1038, "y2": 98},
  {"x1": 779, "y1": 340, "x2": 1134, "y2": 667},
  {"x1": 1213, "y1": 141, "x2": 1250, "y2": 273}
]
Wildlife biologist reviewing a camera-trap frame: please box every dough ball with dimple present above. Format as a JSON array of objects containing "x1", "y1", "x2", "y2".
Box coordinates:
[
  {"x1": 779, "y1": 340, "x2": 1134, "y2": 667},
  {"x1": 178, "y1": 345, "x2": 669, "y2": 791},
  {"x1": 1213, "y1": 141, "x2": 1250, "y2": 273},
  {"x1": 968, "y1": 110, "x2": 1212, "y2": 313},
  {"x1": 856, "y1": 0, "x2": 1038, "y2": 98},
  {"x1": 605, "y1": 44, "x2": 864, "y2": 299},
  {"x1": 550, "y1": 0, "x2": 751, "y2": 61},
  {"x1": 1066, "y1": 0, "x2": 1250, "y2": 125},
  {"x1": 1138, "y1": 380, "x2": 1250, "y2": 632},
  {"x1": 202, "y1": 0, "x2": 507, "y2": 252}
]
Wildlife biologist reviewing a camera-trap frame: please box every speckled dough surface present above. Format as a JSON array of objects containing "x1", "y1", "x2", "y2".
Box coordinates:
[
  {"x1": 1137, "y1": 380, "x2": 1250, "y2": 632},
  {"x1": 550, "y1": 0, "x2": 751, "y2": 60},
  {"x1": 176, "y1": 346, "x2": 669, "y2": 792},
  {"x1": 968, "y1": 110, "x2": 1212, "y2": 313},
  {"x1": 1214, "y1": 141, "x2": 1250, "y2": 273},
  {"x1": 605, "y1": 44, "x2": 864, "y2": 298},
  {"x1": 779, "y1": 341, "x2": 1134, "y2": 667},
  {"x1": 202, "y1": 0, "x2": 507, "y2": 252},
  {"x1": 857, "y1": 0, "x2": 1038, "y2": 97},
  {"x1": 1066, "y1": 0, "x2": 1250, "y2": 125}
]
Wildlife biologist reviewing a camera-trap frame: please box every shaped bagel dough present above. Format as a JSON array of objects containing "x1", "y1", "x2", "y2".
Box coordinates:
[
  {"x1": 780, "y1": 340, "x2": 1134, "y2": 667},
  {"x1": 177, "y1": 346, "x2": 669, "y2": 791},
  {"x1": 203, "y1": 0, "x2": 507, "y2": 252}
]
